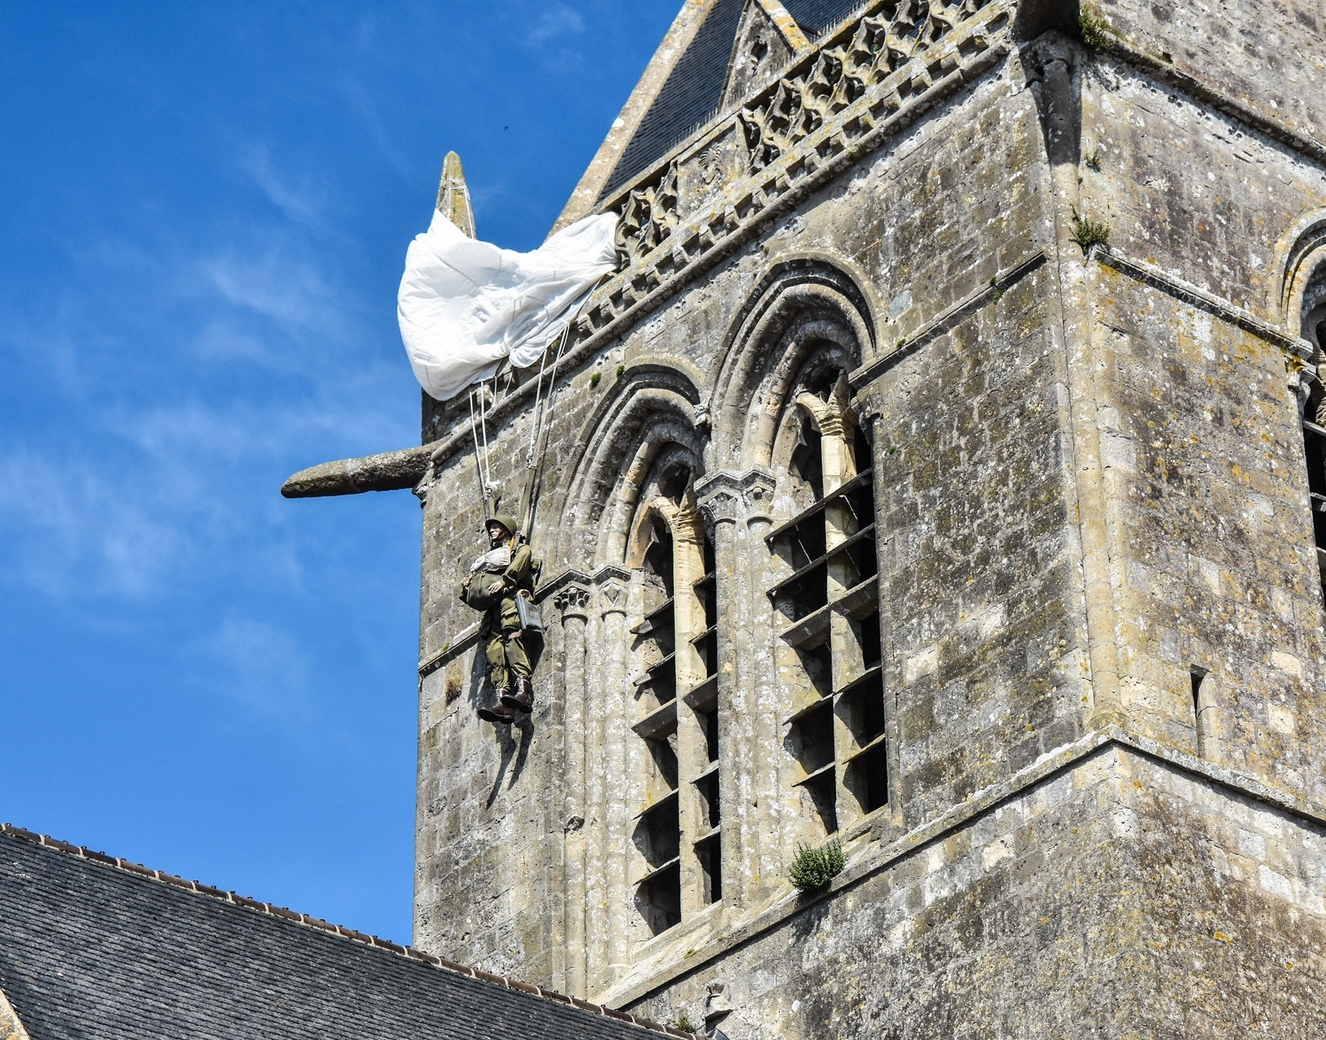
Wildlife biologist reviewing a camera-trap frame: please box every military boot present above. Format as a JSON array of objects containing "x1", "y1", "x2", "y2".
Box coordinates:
[
  {"x1": 478, "y1": 685, "x2": 515, "y2": 724},
  {"x1": 501, "y1": 676, "x2": 534, "y2": 713}
]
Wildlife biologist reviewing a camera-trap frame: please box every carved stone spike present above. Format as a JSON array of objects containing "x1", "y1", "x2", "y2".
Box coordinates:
[
  {"x1": 848, "y1": 15, "x2": 891, "y2": 73},
  {"x1": 925, "y1": 0, "x2": 959, "y2": 40},
  {"x1": 769, "y1": 79, "x2": 802, "y2": 134},
  {"x1": 282, "y1": 445, "x2": 433, "y2": 499}
]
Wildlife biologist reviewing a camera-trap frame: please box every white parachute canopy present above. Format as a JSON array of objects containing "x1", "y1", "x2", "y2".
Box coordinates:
[{"x1": 397, "y1": 209, "x2": 619, "y2": 402}]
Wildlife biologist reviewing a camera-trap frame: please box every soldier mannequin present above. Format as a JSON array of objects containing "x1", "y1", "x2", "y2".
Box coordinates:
[{"x1": 460, "y1": 515, "x2": 535, "y2": 724}]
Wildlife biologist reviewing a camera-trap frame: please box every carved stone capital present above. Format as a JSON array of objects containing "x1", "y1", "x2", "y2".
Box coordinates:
[
  {"x1": 552, "y1": 582, "x2": 593, "y2": 621},
  {"x1": 696, "y1": 467, "x2": 777, "y2": 525},
  {"x1": 592, "y1": 564, "x2": 633, "y2": 617},
  {"x1": 540, "y1": 567, "x2": 637, "y2": 619}
]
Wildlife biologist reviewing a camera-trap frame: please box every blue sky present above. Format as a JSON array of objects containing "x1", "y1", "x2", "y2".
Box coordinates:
[{"x1": 1, "y1": 2, "x2": 676, "y2": 945}]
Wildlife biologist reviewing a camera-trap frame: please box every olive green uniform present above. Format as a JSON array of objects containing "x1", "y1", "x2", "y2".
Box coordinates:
[{"x1": 464, "y1": 543, "x2": 534, "y2": 691}]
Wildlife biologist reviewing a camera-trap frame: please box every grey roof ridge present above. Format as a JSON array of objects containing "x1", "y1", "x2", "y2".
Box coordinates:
[{"x1": 0, "y1": 822, "x2": 701, "y2": 1040}]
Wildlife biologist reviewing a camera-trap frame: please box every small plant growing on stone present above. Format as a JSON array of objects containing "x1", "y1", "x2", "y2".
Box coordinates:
[
  {"x1": 1069, "y1": 205, "x2": 1110, "y2": 252},
  {"x1": 1077, "y1": 9, "x2": 1114, "y2": 51},
  {"x1": 616, "y1": 364, "x2": 626, "y2": 377},
  {"x1": 788, "y1": 839, "x2": 845, "y2": 892},
  {"x1": 589, "y1": 371, "x2": 602, "y2": 387},
  {"x1": 1085, "y1": 148, "x2": 1102, "y2": 171},
  {"x1": 673, "y1": 1013, "x2": 696, "y2": 1033}
]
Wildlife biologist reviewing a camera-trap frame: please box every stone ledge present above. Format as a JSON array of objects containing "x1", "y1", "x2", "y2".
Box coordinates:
[
  {"x1": 599, "y1": 725, "x2": 1326, "y2": 1008},
  {"x1": 418, "y1": 623, "x2": 481, "y2": 678},
  {"x1": 851, "y1": 249, "x2": 1049, "y2": 392},
  {"x1": 1093, "y1": 245, "x2": 1311, "y2": 359}
]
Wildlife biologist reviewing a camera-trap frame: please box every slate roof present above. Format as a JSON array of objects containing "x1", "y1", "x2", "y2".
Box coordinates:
[
  {"x1": 0, "y1": 825, "x2": 693, "y2": 1040},
  {"x1": 602, "y1": 0, "x2": 868, "y2": 198}
]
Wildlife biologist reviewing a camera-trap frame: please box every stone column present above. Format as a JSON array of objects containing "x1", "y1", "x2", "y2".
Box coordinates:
[
  {"x1": 648, "y1": 487, "x2": 709, "y2": 917},
  {"x1": 697, "y1": 467, "x2": 776, "y2": 907},
  {"x1": 594, "y1": 568, "x2": 634, "y2": 983},
  {"x1": 552, "y1": 578, "x2": 592, "y2": 997},
  {"x1": 580, "y1": 579, "x2": 610, "y2": 994}
]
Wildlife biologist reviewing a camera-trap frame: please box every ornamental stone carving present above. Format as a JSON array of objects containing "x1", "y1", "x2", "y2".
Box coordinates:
[
  {"x1": 609, "y1": 0, "x2": 996, "y2": 273},
  {"x1": 552, "y1": 582, "x2": 593, "y2": 621},
  {"x1": 696, "y1": 468, "x2": 778, "y2": 526}
]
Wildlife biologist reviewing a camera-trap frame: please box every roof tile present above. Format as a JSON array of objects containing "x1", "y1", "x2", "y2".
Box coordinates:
[
  {"x1": 602, "y1": 0, "x2": 867, "y2": 197},
  {"x1": 0, "y1": 823, "x2": 674, "y2": 1040}
]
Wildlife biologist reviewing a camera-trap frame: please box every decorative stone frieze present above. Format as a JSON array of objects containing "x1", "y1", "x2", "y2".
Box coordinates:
[
  {"x1": 542, "y1": 566, "x2": 636, "y2": 620},
  {"x1": 581, "y1": 0, "x2": 1009, "y2": 341}
]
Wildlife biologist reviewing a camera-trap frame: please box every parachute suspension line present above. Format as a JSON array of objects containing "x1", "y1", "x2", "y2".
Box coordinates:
[
  {"x1": 517, "y1": 274, "x2": 609, "y2": 539},
  {"x1": 517, "y1": 322, "x2": 570, "y2": 539},
  {"x1": 480, "y1": 377, "x2": 499, "y2": 516},
  {"x1": 467, "y1": 386, "x2": 484, "y2": 498},
  {"x1": 468, "y1": 385, "x2": 496, "y2": 517},
  {"x1": 526, "y1": 329, "x2": 556, "y2": 466}
]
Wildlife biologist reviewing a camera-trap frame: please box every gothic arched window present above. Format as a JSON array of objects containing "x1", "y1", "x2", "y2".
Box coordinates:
[
  {"x1": 767, "y1": 366, "x2": 886, "y2": 837},
  {"x1": 627, "y1": 458, "x2": 721, "y2": 936}
]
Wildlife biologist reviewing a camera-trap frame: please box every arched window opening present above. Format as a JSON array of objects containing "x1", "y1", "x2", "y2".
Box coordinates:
[
  {"x1": 767, "y1": 369, "x2": 887, "y2": 836},
  {"x1": 1298, "y1": 285, "x2": 1326, "y2": 602},
  {"x1": 629, "y1": 461, "x2": 722, "y2": 936}
]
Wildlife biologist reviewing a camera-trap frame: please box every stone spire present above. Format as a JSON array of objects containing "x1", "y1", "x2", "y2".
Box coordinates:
[{"x1": 435, "y1": 151, "x2": 475, "y2": 238}]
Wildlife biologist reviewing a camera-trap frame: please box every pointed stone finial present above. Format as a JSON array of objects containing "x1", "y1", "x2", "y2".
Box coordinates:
[{"x1": 435, "y1": 151, "x2": 475, "y2": 238}]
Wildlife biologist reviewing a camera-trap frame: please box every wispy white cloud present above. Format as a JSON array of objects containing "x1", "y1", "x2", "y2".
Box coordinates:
[
  {"x1": 0, "y1": 448, "x2": 183, "y2": 599},
  {"x1": 195, "y1": 614, "x2": 315, "y2": 725},
  {"x1": 198, "y1": 247, "x2": 335, "y2": 334},
  {"x1": 522, "y1": 3, "x2": 586, "y2": 48},
  {"x1": 338, "y1": 76, "x2": 412, "y2": 180},
  {"x1": 238, "y1": 146, "x2": 327, "y2": 228}
]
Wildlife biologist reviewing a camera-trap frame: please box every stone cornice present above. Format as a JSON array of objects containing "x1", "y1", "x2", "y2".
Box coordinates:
[
  {"x1": 418, "y1": 623, "x2": 480, "y2": 678},
  {"x1": 851, "y1": 249, "x2": 1047, "y2": 393}
]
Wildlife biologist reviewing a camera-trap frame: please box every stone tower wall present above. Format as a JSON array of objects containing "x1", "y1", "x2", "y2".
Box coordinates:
[
  {"x1": 411, "y1": 0, "x2": 1326, "y2": 1034},
  {"x1": 413, "y1": 29, "x2": 1078, "y2": 989},
  {"x1": 1067, "y1": 52, "x2": 1326, "y2": 805}
]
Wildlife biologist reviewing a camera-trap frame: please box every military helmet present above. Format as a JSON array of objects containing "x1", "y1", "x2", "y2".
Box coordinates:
[{"x1": 485, "y1": 514, "x2": 518, "y2": 537}]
